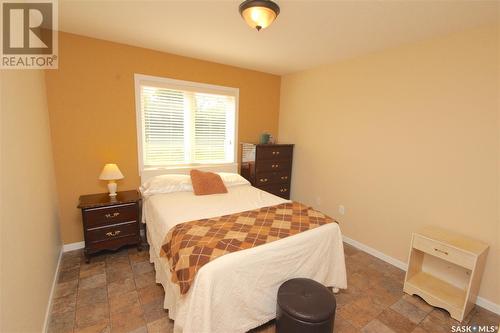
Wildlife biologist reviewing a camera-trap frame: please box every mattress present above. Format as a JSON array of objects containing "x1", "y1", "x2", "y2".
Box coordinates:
[{"x1": 144, "y1": 184, "x2": 347, "y2": 333}]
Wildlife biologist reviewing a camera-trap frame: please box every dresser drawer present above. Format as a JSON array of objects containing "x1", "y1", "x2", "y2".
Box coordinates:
[
  {"x1": 259, "y1": 183, "x2": 290, "y2": 198},
  {"x1": 255, "y1": 171, "x2": 291, "y2": 186},
  {"x1": 83, "y1": 203, "x2": 138, "y2": 227},
  {"x1": 413, "y1": 234, "x2": 475, "y2": 269},
  {"x1": 86, "y1": 220, "x2": 139, "y2": 244},
  {"x1": 256, "y1": 146, "x2": 293, "y2": 160},
  {"x1": 256, "y1": 160, "x2": 291, "y2": 173}
]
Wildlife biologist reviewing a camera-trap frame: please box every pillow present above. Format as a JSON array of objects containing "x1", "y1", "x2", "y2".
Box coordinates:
[
  {"x1": 217, "y1": 172, "x2": 250, "y2": 187},
  {"x1": 140, "y1": 174, "x2": 192, "y2": 196},
  {"x1": 190, "y1": 169, "x2": 228, "y2": 196}
]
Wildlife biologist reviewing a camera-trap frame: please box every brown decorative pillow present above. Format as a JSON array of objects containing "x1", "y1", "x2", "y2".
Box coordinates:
[{"x1": 190, "y1": 169, "x2": 228, "y2": 196}]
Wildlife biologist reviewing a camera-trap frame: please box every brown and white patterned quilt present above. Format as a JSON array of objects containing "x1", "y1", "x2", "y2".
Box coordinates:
[{"x1": 160, "y1": 202, "x2": 336, "y2": 294}]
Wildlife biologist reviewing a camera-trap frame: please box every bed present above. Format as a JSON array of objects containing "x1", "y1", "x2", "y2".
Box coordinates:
[{"x1": 141, "y1": 170, "x2": 347, "y2": 333}]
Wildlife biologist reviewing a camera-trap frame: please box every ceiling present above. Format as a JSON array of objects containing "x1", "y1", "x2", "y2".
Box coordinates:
[{"x1": 59, "y1": 0, "x2": 499, "y2": 75}]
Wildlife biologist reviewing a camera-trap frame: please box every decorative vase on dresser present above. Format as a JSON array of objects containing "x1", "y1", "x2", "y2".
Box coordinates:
[{"x1": 240, "y1": 143, "x2": 294, "y2": 199}]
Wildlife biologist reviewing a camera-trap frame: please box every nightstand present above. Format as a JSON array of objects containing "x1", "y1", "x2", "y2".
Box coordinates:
[
  {"x1": 78, "y1": 190, "x2": 142, "y2": 263},
  {"x1": 403, "y1": 226, "x2": 489, "y2": 322}
]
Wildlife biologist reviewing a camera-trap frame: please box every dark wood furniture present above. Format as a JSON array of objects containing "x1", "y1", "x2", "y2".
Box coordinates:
[
  {"x1": 240, "y1": 143, "x2": 294, "y2": 199},
  {"x1": 78, "y1": 190, "x2": 142, "y2": 263}
]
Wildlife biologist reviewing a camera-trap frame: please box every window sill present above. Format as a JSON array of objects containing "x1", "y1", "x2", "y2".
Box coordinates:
[{"x1": 140, "y1": 163, "x2": 239, "y2": 182}]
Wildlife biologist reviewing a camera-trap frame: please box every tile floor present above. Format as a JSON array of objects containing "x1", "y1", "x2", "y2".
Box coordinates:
[{"x1": 48, "y1": 243, "x2": 500, "y2": 333}]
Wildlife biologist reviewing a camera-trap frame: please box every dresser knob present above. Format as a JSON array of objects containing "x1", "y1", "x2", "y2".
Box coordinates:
[
  {"x1": 276, "y1": 151, "x2": 280, "y2": 155},
  {"x1": 105, "y1": 212, "x2": 120, "y2": 218},
  {"x1": 272, "y1": 151, "x2": 276, "y2": 155}
]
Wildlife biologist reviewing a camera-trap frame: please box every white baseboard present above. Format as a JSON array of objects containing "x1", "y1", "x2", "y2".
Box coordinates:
[
  {"x1": 475, "y1": 296, "x2": 500, "y2": 315},
  {"x1": 42, "y1": 246, "x2": 63, "y2": 333},
  {"x1": 62, "y1": 241, "x2": 85, "y2": 252},
  {"x1": 342, "y1": 235, "x2": 500, "y2": 315},
  {"x1": 343, "y1": 235, "x2": 408, "y2": 271}
]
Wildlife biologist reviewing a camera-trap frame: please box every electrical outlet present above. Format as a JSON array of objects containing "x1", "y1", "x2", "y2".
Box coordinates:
[
  {"x1": 315, "y1": 196, "x2": 322, "y2": 206},
  {"x1": 338, "y1": 205, "x2": 345, "y2": 215}
]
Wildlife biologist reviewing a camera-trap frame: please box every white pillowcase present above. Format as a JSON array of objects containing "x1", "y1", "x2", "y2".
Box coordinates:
[
  {"x1": 140, "y1": 172, "x2": 250, "y2": 196},
  {"x1": 218, "y1": 172, "x2": 250, "y2": 187},
  {"x1": 140, "y1": 174, "x2": 192, "y2": 196}
]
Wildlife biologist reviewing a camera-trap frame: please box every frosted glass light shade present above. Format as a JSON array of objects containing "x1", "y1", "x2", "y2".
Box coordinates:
[
  {"x1": 239, "y1": 0, "x2": 280, "y2": 31},
  {"x1": 99, "y1": 163, "x2": 124, "y2": 180}
]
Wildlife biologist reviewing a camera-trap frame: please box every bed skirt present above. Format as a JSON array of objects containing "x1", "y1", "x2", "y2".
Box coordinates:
[{"x1": 147, "y1": 223, "x2": 347, "y2": 333}]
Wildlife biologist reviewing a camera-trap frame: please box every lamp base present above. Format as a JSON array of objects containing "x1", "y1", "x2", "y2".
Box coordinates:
[{"x1": 107, "y1": 181, "x2": 118, "y2": 197}]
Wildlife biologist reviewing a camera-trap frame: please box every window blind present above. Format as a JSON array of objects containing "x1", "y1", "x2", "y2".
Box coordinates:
[
  {"x1": 138, "y1": 79, "x2": 236, "y2": 168},
  {"x1": 141, "y1": 86, "x2": 185, "y2": 166}
]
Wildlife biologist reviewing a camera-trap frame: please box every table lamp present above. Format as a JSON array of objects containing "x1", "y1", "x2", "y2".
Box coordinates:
[{"x1": 99, "y1": 163, "x2": 124, "y2": 197}]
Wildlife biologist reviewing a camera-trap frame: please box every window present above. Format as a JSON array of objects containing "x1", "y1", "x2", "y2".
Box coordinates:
[{"x1": 135, "y1": 74, "x2": 238, "y2": 170}]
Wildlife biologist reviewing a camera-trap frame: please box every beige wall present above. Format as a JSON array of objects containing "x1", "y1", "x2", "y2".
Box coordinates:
[
  {"x1": 279, "y1": 25, "x2": 499, "y2": 305},
  {"x1": 1, "y1": 70, "x2": 61, "y2": 332},
  {"x1": 46, "y1": 33, "x2": 281, "y2": 244}
]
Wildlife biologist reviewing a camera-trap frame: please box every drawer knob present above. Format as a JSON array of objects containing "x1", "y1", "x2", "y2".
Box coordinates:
[
  {"x1": 272, "y1": 164, "x2": 279, "y2": 168},
  {"x1": 434, "y1": 248, "x2": 448, "y2": 255},
  {"x1": 105, "y1": 212, "x2": 120, "y2": 219},
  {"x1": 106, "y1": 230, "x2": 121, "y2": 237},
  {"x1": 259, "y1": 178, "x2": 268, "y2": 182},
  {"x1": 281, "y1": 176, "x2": 288, "y2": 180}
]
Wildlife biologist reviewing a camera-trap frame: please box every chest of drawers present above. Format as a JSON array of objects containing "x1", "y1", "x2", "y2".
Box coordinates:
[
  {"x1": 78, "y1": 190, "x2": 142, "y2": 263},
  {"x1": 240, "y1": 143, "x2": 294, "y2": 199}
]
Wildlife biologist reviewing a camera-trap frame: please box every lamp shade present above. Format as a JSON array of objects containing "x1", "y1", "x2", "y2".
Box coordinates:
[{"x1": 99, "y1": 163, "x2": 124, "y2": 180}]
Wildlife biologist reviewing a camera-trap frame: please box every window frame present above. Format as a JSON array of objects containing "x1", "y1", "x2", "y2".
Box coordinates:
[{"x1": 134, "y1": 74, "x2": 239, "y2": 174}]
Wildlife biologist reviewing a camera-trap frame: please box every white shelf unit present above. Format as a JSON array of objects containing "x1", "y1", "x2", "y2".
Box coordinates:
[{"x1": 403, "y1": 226, "x2": 489, "y2": 322}]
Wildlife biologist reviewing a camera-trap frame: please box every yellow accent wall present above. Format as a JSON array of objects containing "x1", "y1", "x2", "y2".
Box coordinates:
[
  {"x1": 1, "y1": 70, "x2": 61, "y2": 332},
  {"x1": 45, "y1": 32, "x2": 281, "y2": 244},
  {"x1": 279, "y1": 25, "x2": 499, "y2": 305}
]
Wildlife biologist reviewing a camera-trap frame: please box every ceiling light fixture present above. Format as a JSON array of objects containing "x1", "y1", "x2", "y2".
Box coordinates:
[{"x1": 239, "y1": 0, "x2": 280, "y2": 31}]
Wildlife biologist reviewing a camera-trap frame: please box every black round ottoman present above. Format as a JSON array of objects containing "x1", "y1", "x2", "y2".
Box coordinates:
[{"x1": 276, "y1": 278, "x2": 336, "y2": 333}]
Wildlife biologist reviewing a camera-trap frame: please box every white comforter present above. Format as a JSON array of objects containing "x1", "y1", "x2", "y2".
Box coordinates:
[{"x1": 144, "y1": 184, "x2": 347, "y2": 333}]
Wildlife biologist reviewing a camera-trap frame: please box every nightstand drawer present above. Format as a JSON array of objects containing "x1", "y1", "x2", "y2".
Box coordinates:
[
  {"x1": 413, "y1": 234, "x2": 475, "y2": 269},
  {"x1": 86, "y1": 220, "x2": 139, "y2": 243},
  {"x1": 84, "y1": 203, "x2": 138, "y2": 226},
  {"x1": 87, "y1": 235, "x2": 140, "y2": 251}
]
